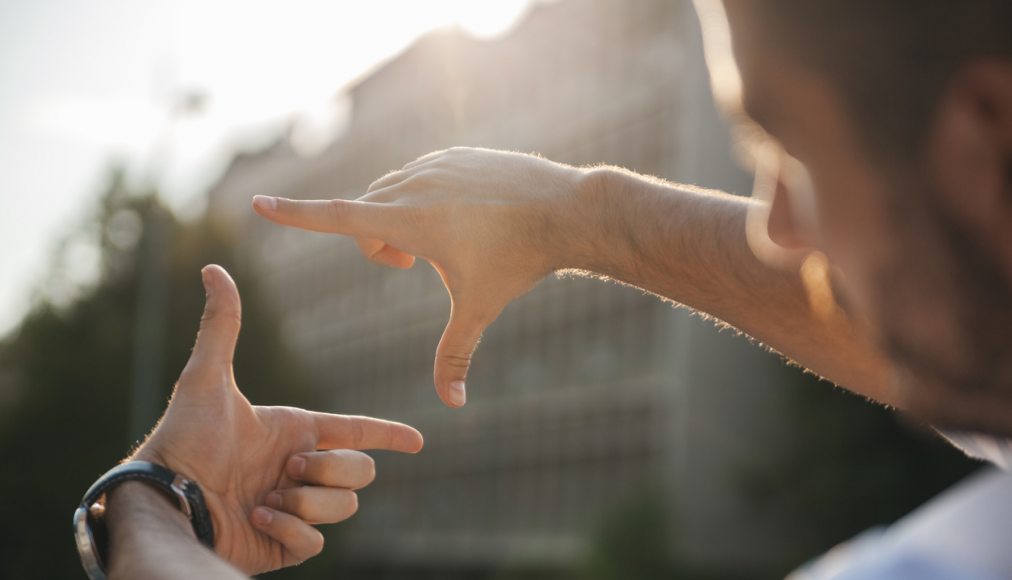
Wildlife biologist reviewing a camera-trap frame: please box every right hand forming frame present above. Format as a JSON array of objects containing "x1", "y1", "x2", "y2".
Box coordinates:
[{"x1": 253, "y1": 147, "x2": 596, "y2": 408}]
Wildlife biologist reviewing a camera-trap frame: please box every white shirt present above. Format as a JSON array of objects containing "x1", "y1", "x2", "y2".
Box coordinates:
[{"x1": 790, "y1": 433, "x2": 1012, "y2": 580}]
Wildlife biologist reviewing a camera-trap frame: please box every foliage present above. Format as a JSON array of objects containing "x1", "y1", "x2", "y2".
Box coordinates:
[
  {"x1": 0, "y1": 166, "x2": 314, "y2": 579},
  {"x1": 583, "y1": 490, "x2": 675, "y2": 580}
]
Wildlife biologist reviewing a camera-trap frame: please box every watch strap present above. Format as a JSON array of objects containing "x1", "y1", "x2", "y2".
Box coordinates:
[
  {"x1": 80, "y1": 461, "x2": 215, "y2": 548},
  {"x1": 75, "y1": 461, "x2": 216, "y2": 578}
]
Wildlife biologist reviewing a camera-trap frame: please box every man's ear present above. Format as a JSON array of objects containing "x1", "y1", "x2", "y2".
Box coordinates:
[{"x1": 927, "y1": 59, "x2": 1012, "y2": 280}]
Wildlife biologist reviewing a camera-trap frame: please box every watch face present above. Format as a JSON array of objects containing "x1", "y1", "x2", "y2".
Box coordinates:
[{"x1": 74, "y1": 506, "x2": 105, "y2": 579}]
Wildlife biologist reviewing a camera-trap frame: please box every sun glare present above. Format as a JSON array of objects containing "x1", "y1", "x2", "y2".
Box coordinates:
[
  {"x1": 0, "y1": 0, "x2": 541, "y2": 334},
  {"x1": 445, "y1": 0, "x2": 533, "y2": 37},
  {"x1": 178, "y1": 1, "x2": 535, "y2": 180},
  {"x1": 168, "y1": 0, "x2": 536, "y2": 140}
]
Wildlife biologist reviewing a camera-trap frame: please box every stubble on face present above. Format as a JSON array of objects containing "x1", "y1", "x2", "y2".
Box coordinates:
[
  {"x1": 875, "y1": 178, "x2": 1012, "y2": 435},
  {"x1": 715, "y1": 0, "x2": 1012, "y2": 435}
]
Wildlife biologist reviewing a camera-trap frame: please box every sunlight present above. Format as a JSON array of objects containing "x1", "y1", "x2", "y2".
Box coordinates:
[
  {"x1": 161, "y1": 0, "x2": 537, "y2": 195},
  {"x1": 0, "y1": 0, "x2": 539, "y2": 335},
  {"x1": 173, "y1": 0, "x2": 535, "y2": 127},
  {"x1": 445, "y1": 0, "x2": 533, "y2": 38}
]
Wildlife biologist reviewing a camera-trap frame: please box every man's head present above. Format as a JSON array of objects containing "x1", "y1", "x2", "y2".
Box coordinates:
[{"x1": 696, "y1": 0, "x2": 1012, "y2": 434}]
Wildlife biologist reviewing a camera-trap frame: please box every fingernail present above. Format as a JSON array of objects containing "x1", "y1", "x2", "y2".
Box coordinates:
[
  {"x1": 289, "y1": 455, "x2": 306, "y2": 478},
  {"x1": 448, "y1": 380, "x2": 466, "y2": 407},
  {"x1": 253, "y1": 195, "x2": 277, "y2": 210},
  {"x1": 252, "y1": 506, "x2": 273, "y2": 526},
  {"x1": 266, "y1": 491, "x2": 283, "y2": 510},
  {"x1": 200, "y1": 267, "x2": 213, "y2": 297}
]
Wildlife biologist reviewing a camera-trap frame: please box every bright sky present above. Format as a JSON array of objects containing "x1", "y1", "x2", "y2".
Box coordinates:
[{"x1": 0, "y1": 0, "x2": 534, "y2": 336}]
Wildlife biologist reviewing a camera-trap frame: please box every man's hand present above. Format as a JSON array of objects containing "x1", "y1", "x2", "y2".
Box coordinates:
[
  {"x1": 253, "y1": 147, "x2": 593, "y2": 408},
  {"x1": 130, "y1": 265, "x2": 424, "y2": 575},
  {"x1": 254, "y1": 148, "x2": 901, "y2": 412}
]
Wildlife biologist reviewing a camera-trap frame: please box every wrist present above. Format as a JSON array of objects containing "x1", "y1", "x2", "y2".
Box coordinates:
[
  {"x1": 75, "y1": 460, "x2": 218, "y2": 580},
  {"x1": 557, "y1": 165, "x2": 633, "y2": 275},
  {"x1": 124, "y1": 451, "x2": 222, "y2": 554},
  {"x1": 104, "y1": 481, "x2": 196, "y2": 576},
  {"x1": 106, "y1": 481, "x2": 193, "y2": 533}
]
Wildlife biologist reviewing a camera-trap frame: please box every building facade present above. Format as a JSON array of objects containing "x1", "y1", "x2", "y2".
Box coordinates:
[{"x1": 208, "y1": 0, "x2": 802, "y2": 574}]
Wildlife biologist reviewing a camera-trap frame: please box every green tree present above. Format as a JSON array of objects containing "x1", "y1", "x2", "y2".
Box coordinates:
[{"x1": 0, "y1": 166, "x2": 314, "y2": 579}]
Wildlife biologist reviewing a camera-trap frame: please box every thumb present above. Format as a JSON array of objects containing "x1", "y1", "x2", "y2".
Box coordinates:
[
  {"x1": 355, "y1": 237, "x2": 416, "y2": 269},
  {"x1": 189, "y1": 264, "x2": 242, "y2": 371},
  {"x1": 433, "y1": 296, "x2": 495, "y2": 408}
]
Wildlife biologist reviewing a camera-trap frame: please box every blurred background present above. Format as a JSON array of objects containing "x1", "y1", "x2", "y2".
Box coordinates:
[{"x1": 0, "y1": 0, "x2": 980, "y2": 578}]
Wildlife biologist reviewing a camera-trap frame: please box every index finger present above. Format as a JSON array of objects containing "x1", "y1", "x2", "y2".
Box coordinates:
[
  {"x1": 253, "y1": 195, "x2": 399, "y2": 240},
  {"x1": 311, "y1": 413, "x2": 424, "y2": 453}
]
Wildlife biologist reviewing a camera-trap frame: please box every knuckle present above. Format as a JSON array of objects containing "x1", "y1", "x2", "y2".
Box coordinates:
[
  {"x1": 201, "y1": 307, "x2": 242, "y2": 329},
  {"x1": 318, "y1": 451, "x2": 341, "y2": 479},
  {"x1": 439, "y1": 352, "x2": 473, "y2": 370},
  {"x1": 298, "y1": 456, "x2": 317, "y2": 481},
  {"x1": 397, "y1": 173, "x2": 429, "y2": 192},
  {"x1": 351, "y1": 420, "x2": 366, "y2": 448},
  {"x1": 368, "y1": 170, "x2": 400, "y2": 192},
  {"x1": 406, "y1": 152, "x2": 433, "y2": 168},
  {"x1": 411, "y1": 168, "x2": 440, "y2": 182},
  {"x1": 325, "y1": 199, "x2": 348, "y2": 220},
  {"x1": 224, "y1": 309, "x2": 243, "y2": 327},
  {"x1": 399, "y1": 204, "x2": 425, "y2": 227},
  {"x1": 361, "y1": 188, "x2": 394, "y2": 203}
]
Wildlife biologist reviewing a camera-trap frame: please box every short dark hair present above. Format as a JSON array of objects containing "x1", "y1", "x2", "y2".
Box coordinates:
[{"x1": 751, "y1": 0, "x2": 1012, "y2": 163}]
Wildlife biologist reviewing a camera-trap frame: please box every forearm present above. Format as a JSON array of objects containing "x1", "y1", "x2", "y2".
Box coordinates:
[
  {"x1": 566, "y1": 167, "x2": 898, "y2": 406},
  {"x1": 105, "y1": 482, "x2": 246, "y2": 580}
]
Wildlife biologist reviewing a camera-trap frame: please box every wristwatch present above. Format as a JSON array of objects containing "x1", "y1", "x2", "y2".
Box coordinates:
[{"x1": 73, "y1": 461, "x2": 216, "y2": 580}]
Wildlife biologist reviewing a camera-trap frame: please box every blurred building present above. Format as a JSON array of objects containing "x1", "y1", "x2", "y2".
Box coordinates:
[{"x1": 208, "y1": 0, "x2": 802, "y2": 575}]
